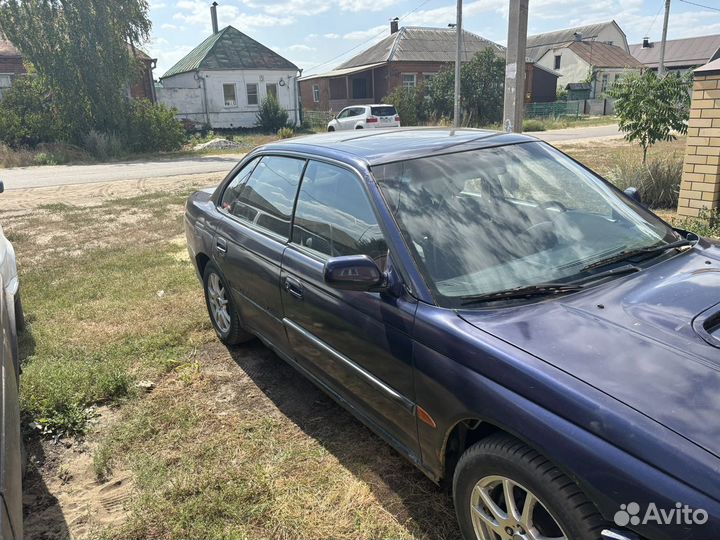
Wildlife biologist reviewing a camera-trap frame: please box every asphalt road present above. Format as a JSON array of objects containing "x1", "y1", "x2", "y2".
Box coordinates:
[{"x1": 0, "y1": 124, "x2": 621, "y2": 190}]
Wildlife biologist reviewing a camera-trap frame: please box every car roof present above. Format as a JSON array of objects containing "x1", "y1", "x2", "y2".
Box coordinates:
[
  {"x1": 261, "y1": 127, "x2": 536, "y2": 166},
  {"x1": 259, "y1": 127, "x2": 537, "y2": 166}
]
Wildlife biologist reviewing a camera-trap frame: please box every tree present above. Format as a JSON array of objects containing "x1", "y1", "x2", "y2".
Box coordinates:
[
  {"x1": 0, "y1": 0, "x2": 151, "y2": 141},
  {"x1": 608, "y1": 70, "x2": 691, "y2": 163},
  {"x1": 425, "y1": 48, "x2": 505, "y2": 126},
  {"x1": 0, "y1": 75, "x2": 61, "y2": 147}
]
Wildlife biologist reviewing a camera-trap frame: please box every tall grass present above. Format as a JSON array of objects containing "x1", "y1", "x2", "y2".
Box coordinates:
[{"x1": 607, "y1": 154, "x2": 683, "y2": 209}]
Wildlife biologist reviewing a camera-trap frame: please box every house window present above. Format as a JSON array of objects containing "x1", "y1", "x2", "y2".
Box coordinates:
[
  {"x1": 0, "y1": 74, "x2": 12, "y2": 100},
  {"x1": 247, "y1": 83, "x2": 259, "y2": 105},
  {"x1": 352, "y1": 77, "x2": 368, "y2": 99},
  {"x1": 266, "y1": 83, "x2": 278, "y2": 100},
  {"x1": 312, "y1": 84, "x2": 320, "y2": 103},
  {"x1": 600, "y1": 73, "x2": 609, "y2": 94},
  {"x1": 401, "y1": 73, "x2": 416, "y2": 89},
  {"x1": 223, "y1": 83, "x2": 237, "y2": 107},
  {"x1": 554, "y1": 55, "x2": 561, "y2": 70}
]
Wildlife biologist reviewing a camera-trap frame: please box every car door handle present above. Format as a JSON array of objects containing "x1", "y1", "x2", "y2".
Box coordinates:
[
  {"x1": 216, "y1": 237, "x2": 228, "y2": 255},
  {"x1": 284, "y1": 276, "x2": 304, "y2": 300}
]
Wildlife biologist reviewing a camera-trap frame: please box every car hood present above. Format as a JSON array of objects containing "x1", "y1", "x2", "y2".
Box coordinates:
[{"x1": 459, "y1": 240, "x2": 720, "y2": 458}]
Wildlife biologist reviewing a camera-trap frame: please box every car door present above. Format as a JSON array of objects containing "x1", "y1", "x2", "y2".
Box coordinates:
[
  {"x1": 215, "y1": 155, "x2": 306, "y2": 350},
  {"x1": 335, "y1": 108, "x2": 352, "y2": 130},
  {"x1": 280, "y1": 159, "x2": 420, "y2": 460}
]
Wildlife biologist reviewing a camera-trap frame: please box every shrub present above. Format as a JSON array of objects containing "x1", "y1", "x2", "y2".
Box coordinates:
[
  {"x1": 671, "y1": 208, "x2": 720, "y2": 239},
  {"x1": 383, "y1": 86, "x2": 425, "y2": 126},
  {"x1": 277, "y1": 127, "x2": 294, "y2": 139},
  {"x1": 523, "y1": 119, "x2": 546, "y2": 132},
  {"x1": 82, "y1": 130, "x2": 125, "y2": 160},
  {"x1": 607, "y1": 154, "x2": 683, "y2": 209},
  {"x1": 124, "y1": 99, "x2": 186, "y2": 153},
  {"x1": 0, "y1": 76, "x2": 62, "y2": 148},
  {"x1": 256, "y1": 96, "x2": 290, "y2": 132}
]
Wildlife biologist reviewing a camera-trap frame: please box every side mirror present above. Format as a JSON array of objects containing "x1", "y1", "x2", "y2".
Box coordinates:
[
  {"x1": 624, "y1": 187, "x2": 642, "y2": 205},
  {"x1": 324, "y1": 255, "x2": 386, "y2": 291},
  {"x1": 0, "y1": 181, "x2": 4, "y2": 194}
]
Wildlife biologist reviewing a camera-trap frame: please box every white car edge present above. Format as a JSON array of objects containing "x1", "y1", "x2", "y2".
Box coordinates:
[{"x1": 0, "y1": 182, "x2": 24, "y2": 360}]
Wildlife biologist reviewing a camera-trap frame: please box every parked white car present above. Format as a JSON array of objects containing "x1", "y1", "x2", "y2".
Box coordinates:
[
  {"x1": 0, "y1": 182, "x2": 24, "y2": 359},
  {"x1": 327, "y1": 104, "x2": 400, "y2": 131}
]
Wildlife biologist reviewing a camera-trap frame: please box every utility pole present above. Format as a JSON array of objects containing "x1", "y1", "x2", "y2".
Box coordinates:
[
  {"x1": 503, "y1": 0, "x2": 529, "y2": 133},
  {"x1": 658, "y1": 0, "x2": 671, "y2": 76},
  {"x1": 453, "y1": 0, "x2": 463, "y2": 128}
]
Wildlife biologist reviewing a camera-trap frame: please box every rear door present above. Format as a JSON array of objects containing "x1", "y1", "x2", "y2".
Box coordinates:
[
  {"x1": 215, "y1": 155, "x2": 306, "y2": 350},
  {"x1": 280, "y1": 160, "x2": 420, "y2": 459},
  {"x1": 371, "y1": 106, "x2": 398, "y2": 127}
]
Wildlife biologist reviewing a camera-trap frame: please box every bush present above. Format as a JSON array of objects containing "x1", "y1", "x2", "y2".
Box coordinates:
[
  {"x1": 671, "y1": 208, "x2": 720, "y2": 239},
  {"x1": 124, "y1": 99, "x2": 186, "y2": 153},
  {"x1": 256, "y1": 96, "x2": 290, "y2": 132},
  {"x1": 0, "y1": 76, "x2": 62, "y2": 148},
  {"x1": 383, "y1": 86, "x2": 426, "y2": 126},
  {"x1": 277, "y1": 127, "x2": 294, "y2": 139},
  {"x1": 607, "y1": 154, "x2": 683, "y2": 209},
  {"x1": 523, "y1": 119, "x2": 546, "y2": 132},
  {"x1": 82, "y1": 130, "x2": 125, "y2": 160}
]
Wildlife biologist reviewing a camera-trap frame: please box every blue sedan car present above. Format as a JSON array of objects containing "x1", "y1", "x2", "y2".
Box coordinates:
[{"x1": 185, "y1": 129, "x2": 720, "y2": 540}]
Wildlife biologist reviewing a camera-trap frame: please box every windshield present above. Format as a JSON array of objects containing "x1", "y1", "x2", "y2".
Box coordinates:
[{"x1": 373, "y1": 142, "x2": 679, "y2": 308}]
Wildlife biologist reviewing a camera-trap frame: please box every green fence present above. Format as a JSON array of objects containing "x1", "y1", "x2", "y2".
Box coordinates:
[{"x1": 525, "y1": 100, "x2": 582, "y2": 119}]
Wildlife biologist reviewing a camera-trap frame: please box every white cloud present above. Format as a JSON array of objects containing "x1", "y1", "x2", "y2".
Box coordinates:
[
  {"x1": 241, "y1": 0, "x2": 330, "y2": 17},
  {"x1": 404, "y1": 0, "x2": 506, "y2": 27},
  {"x1": 174, "y1": 0, "x2": 294, "y2": 31},
  {"x1": 323, "y1": 33, "x2": 340, "y2": 39},
  {"x1": 337, "y1": 0, "x2": 399, "y2": 12},
  {"x1": 343, "y1": 24, "x2": 387, "y2": 41},
  {"x1": 288, "y1": 44, "x2": 315, "y2": 52}
]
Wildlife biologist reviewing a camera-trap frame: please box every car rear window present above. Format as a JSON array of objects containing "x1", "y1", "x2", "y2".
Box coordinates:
[{"x1": 371, "y1": 106, "x2": 396, "y2": 117}]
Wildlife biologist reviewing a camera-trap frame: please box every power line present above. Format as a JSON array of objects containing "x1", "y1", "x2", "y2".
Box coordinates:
[
  {"x1": 644, "y1": 0, "x2": 666, "y2": 37},
  {"x1": 304, "y1": 0, "x2": 437, "y2": 74},
  {"x1": 678, "y1": 0, "x2": 720, "y2": 11}
]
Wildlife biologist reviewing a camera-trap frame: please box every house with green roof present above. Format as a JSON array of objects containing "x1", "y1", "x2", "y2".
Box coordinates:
[{"x1": 157, "y1": 18, "x2": 300, "y2": 129}]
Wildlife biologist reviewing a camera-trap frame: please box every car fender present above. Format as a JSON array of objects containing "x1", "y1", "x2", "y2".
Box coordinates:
[{"x1": 0, "y1": 227, "x2": 18, "y2": 296}]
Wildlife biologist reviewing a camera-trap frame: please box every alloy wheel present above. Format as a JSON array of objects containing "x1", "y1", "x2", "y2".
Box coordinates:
[
  {"x1": 207, "y1": 272, "x2": 231, "y2": 334},
  {"x1": 470, "y1": 475, "x2": 568, "y2": 540}
]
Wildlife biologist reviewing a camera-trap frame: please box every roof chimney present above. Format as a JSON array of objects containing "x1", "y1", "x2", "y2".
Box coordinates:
[
  {"x1": 211, "y1": 2, "x2": 219, "y2": 34},
  {"x1": 390, "y1": 17, "x2": 399, "y2": 34},
  {"x1": 642, "y1": 37, "x2": 652, "y2": 48},
  {"x1": 573, "y1": 32, "x2": 582, "y2": 42}
]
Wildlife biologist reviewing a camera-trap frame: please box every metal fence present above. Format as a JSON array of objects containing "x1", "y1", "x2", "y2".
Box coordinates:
[
  {"x1": 525, "y1": 100, "x2": 583, "y2": 119},
  {"x1": 303, "y1": 110, "x2": 334, "y2": 130}
]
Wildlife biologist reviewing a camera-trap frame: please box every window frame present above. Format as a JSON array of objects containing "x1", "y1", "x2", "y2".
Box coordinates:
[
  {"x1": 223, "y1": 83, "x2": 238, "y2": 108},
  {"x1": 554, "y1": 55, "x2": 561, "y2": 70},
  {"x1": 266, "y1": 82, "x2": 278, "y2": 100},
  {"x1": 246, "y1": 83, "x2": 259, "y2": 106},
  {"x1": 401, "y1": 73, "x2": 417, "y2": 89},
  {"x1": 217, "y1": 153, "x2": 308, "y2": 243},
  {"x1": 312, "y1": 83, "x2": 320, "y2": 103}
]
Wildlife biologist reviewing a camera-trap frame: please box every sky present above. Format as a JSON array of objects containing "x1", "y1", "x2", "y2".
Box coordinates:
[{"x1": 146, "y1": 0, "x2": 720, "y2": 78}]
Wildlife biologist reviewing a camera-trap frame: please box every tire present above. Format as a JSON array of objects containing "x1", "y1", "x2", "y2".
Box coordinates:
[
  {"x1": 202, "y1": 262, "x2": 253, "y2": 345},
  {"x1": 327, "y1": 126, "x2": 335, "y2": 132},
  {"x1": 14, "y1": 291, "x2": 25, "y2": 334},
  {"x1": 453, "y1": 433, "x2": 605, "y2": 540},
  {"x1": 355, "y1": 125, "x2": 363, "y2": 129}
]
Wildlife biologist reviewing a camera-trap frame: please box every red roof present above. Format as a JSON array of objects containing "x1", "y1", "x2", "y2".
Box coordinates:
[{"x1": 0, "y1": 40, "x2": 21, "y2": 57}]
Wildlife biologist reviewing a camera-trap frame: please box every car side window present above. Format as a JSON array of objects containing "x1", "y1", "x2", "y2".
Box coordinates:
[
  {"x1": 292, "y1": 161, "x2": 388, "y2": 267},
  {"x1": 220, "y1": 157, "x2": 261, "y2": 211},
  {"x1": 221, "y1": 155, "x2": 305, "y2": 239},
  {"x1": 337, "y1": 109, "x2": 349, "y2": 119}
]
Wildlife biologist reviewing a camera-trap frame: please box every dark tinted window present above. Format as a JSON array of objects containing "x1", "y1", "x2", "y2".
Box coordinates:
[
  {"x1": 292, "y1": 161, "x2": 387, "y2": 266},
  {"x1": 371, "y1": 106, "x2": 396, "y2": 117},
  {"x1": 222, "y1": 156, "x2": 304, "y2": 239},
  {"x1": 220, "y1": 157, "x2": 261, "y2": 211}
]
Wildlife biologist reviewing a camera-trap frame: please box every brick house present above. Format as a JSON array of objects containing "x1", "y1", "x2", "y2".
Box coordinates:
[
  {"x1": 0, "y1": 36, "x2": 157, "y2": 102},
  {"x1": 299, "y1": 23, "x2": 559, "y2": 114},
  {"x1": 0, "y1": 38, "x2": 25, "y2": 99}
]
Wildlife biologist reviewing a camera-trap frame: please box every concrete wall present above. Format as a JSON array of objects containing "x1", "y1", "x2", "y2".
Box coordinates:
[{"x1": 159, "y1": 68, "x2": 300, "y2": 129}]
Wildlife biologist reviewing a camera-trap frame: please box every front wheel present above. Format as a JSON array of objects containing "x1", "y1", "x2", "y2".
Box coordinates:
[
  {"x1": 327, "y1": 126, "x2": 335, "y2": 132},
  {"x1": 203, "y1": 263, "x2": 253, "y2": 345},
  {"x1": 14, "y1": 291, "x2": 25, "y2": 334},
  {"x1": 453, "y1": 434, "x2": 605, "y2": 540}
]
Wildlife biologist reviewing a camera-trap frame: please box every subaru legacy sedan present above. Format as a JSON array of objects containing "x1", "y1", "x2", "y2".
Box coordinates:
[{"x1": 185, "y1": 129, "x2": 720, "y2": 540}]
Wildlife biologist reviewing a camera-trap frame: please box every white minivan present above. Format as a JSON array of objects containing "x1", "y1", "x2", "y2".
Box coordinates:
[{"x1": 327, "y1": 104, "x2": 400, "y2": 131}]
